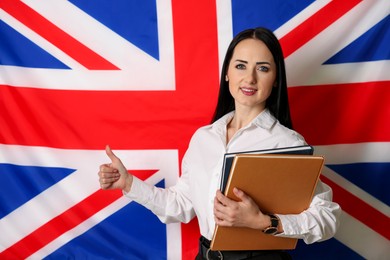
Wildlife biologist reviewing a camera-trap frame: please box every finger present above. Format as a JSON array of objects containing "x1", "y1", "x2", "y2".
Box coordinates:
[
  {"x1": 100, "y1": 172, "x2": 120, "y2": 180},
  {"x1": 100, "y1": 182, "x2": 113, "y2": 190},
  {"x1": 214, "y1": 208, "x2": 233, "y2": 227},
  {"x1": 100, "y1": 174, "x2": 120, "y2": 184},
  {"x1": 233, "y1": 187, "x2": 248, "y2": 203},
  {"x1": 213, "y1": 203, "x2": 226, "y2": 222},
  {"x1": 215, "y1": 190, "x2": 232, "y2": 206},
  {"x1": 214, "y1": 196, "x2": 226, "y2": 213},
  {"x1": 105, "y1": 145, "x2": 118, "y2": 162},
  {"x1": 99, "y1": 164, "x2": 118, "y2": 173},
  {"x1": 214, "y1": 215, "x2": 225, "y2": 226},
  {"x1": 213, "y1": 196, "x2": 232, "y2": 222}
]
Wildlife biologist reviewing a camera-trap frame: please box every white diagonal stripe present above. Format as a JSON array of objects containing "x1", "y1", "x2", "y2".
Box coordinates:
[
  {"x1": 335, "y1": 211, "x2": 390, "y2": 259},
  {"x1": 286, "y1": 0, "x2": 389, "y2": 87}
]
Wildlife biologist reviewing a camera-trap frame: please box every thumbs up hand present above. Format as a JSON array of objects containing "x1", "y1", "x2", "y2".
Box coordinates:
[{"x1": 98, "y1": 145, "x2": 133, "y2": 192}]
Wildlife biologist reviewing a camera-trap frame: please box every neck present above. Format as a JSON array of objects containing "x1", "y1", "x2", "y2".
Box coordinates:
[
  {"x1": 226, "y1": 107, "x2": 265, "y2": 143},
  {"x1": 231, "y1": 106, "x2": 265, "y2": 129}
]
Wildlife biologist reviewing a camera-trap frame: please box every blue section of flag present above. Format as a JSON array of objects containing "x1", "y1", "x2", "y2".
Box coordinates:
[
  {"x1": 290, "y1": 238, "x2": 364, "y2": 259},
  {"x1": 231, "y1": 0, "x2": 315, "y2": 35},
  {"x1": 0, "y1": 163, "x2": 75, "y2": 219},
  {"x1": 45, "y1": 180, "x2": 167, "y2": 259},
  {"x1": 0, "y1": 21, "x2": 69, "y2": 69},
  {"x1": 327, "y1": 163, "x2": 390, "y2": 206},
  {"x1": 325, "y1": 15, "x2": 390, "y2": 64},
  {"x1": 68, "y1": 0, "x2": 159, "y2": 60}
]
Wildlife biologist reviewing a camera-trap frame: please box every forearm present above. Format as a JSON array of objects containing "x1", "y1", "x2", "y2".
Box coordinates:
[
  {"x1": 276, "y1": 182, "x2": 341, "y2": 243},
  {"x1": 123, "y1": 176, "x2": 196, "y2": 224}
]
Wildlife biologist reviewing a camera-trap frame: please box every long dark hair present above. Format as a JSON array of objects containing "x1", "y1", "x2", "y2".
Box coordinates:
[{"x1": 211, "y1": 27, "x2": 293, "y2": 129}]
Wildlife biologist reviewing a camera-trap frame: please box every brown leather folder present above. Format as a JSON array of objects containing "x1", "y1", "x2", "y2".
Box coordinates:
[{"x1": 210, "y1": 154, "x2": 324, "y2": 250}]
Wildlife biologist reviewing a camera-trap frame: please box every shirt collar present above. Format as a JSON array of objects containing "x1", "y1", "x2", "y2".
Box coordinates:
[
  {"x1": 252, "y1": 109, "x2": 277, "y2": 130},
  {"x1": 212, "y1": 108, "x2": 277, "y2": 133}
]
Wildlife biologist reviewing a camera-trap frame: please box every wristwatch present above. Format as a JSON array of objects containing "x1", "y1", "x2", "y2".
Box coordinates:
[{"x1": 263, "y1": 214, "x2": 279, "y2": 235}]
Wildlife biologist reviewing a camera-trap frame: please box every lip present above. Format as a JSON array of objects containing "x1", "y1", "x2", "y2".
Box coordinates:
[{"x1": 240, "y1": 87, "x2": 257, "y2": 96}]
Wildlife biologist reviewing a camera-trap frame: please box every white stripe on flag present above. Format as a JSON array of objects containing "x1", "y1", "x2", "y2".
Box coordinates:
[
  {"x1": 316, "y1": 143, "x2": 390, "y2": 218},
  {"x1": 335, "y1": 211, "x2": 390, "y2": 259}
]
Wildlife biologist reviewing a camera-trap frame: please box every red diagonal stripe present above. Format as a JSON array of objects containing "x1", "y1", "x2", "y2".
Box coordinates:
[
  {"x1": 280, "y1": 0, "x2": 362, "y2": 58},
  {"x1": 322, "y1": 175, "x2": 390, "y2": 240},
  {"x1": 0, "y1": 0, "x2": 119, "y2": 70},
  {"x1": 0, "y1": 170, "x2": 157, "y2": 259}
]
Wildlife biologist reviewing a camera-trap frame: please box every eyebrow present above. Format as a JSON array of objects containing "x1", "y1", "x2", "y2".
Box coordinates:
[{"x1": 234, "y1": 59, "x2": 271, "y2": 65}]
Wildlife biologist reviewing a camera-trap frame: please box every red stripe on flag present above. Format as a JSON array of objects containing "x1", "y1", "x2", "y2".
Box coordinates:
[
  {"x1": 0, "y1": 0, "x2": 119, "y2": 70},
  {"x1": 322, "y1": 175, "x2": 390, "y2": 240},
  {"x1": 172, "y1": 0, "x2": 219, "y2": 258},
  {"x1": 0, "y1": 85, "x2": 215, "y2": 151},
  {"x1": 0, "y1": 170, "x2": 157, "y2": 259},
  {"x1": 280, "y1": 0, "x2": 362, "y2": 58},
  {"x1": 289, "y1": 81, "x2": 390, "y2": 145}
]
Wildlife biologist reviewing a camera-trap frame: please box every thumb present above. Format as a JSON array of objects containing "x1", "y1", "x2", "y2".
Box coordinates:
[
  {"x1": 233, "y1": 187, "x2": 249, "y2": 202},
  {"x1": 105, "y1": 145, "x2": 118, "y2": 162}
]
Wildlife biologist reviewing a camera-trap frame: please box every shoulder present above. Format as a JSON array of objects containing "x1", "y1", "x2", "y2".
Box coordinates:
[
  {"x1": 272, "y1": 121, "x2": 306, "y2": 146},
  {"x1": 190, "y1": 111, "x2": 234, "y2": 143},
  {"x1": 188, "y1": 124, "x2": 216, "y2": 146},
  {"x1": 255, "y1": 109, "x2": 306, "y2": 145},
  {"x1": 182, "y1": 123, "x2": 224, "y2": 167}
]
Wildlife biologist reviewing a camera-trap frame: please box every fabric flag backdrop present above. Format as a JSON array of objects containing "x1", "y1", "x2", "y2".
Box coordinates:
[{"x1": 0, "y1": 0, "x2": 389, "y2": 259}]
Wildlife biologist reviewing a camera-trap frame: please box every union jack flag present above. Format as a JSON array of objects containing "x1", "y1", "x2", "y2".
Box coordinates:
[{"x1": 0, "y1": 0, "x2": 389, "y2": 259}]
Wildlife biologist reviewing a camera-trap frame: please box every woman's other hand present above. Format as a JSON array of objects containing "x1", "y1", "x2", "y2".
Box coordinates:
[
  {"x1": 98, "y1": 145, "x2": 133, "y2": 192},
  {"x1": 213, "y1": 188, "x2": 272, "y2": 230}
]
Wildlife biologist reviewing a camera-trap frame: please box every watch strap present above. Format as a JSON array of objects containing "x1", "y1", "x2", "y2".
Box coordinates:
[{"x1": 263, "y1": 214, "x2": 279, "y2": 235}]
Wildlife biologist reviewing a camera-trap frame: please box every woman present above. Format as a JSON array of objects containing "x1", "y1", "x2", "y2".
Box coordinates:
[{"x1": 98, "y1": 27, "x2": 341, "y2": 259}]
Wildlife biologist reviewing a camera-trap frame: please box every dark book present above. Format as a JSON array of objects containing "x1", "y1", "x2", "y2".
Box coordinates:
[{"x1": 220, "y1": 145, "x2": 314, "y2": 193}]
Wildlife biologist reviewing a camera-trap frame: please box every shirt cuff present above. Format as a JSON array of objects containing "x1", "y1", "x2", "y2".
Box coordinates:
[
  {"x1": 276, "y1": 213, "x2": 312, "y2": 239},
  {"x1": 122, "y1": 176, "x2": 152, "y2": 205}
]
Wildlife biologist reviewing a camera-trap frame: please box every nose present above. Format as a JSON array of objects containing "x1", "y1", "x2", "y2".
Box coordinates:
[{"x1": 245, "y1": 69, "x2": 257, "y2": 84}]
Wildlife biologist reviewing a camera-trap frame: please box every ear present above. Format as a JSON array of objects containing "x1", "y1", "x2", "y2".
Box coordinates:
[{"x1": 225, "y1": 75, "x2": 229, "y2": 81}]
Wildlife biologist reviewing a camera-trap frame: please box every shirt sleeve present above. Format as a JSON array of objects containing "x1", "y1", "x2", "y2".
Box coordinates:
[
  {"x1": 123, "y1": 162, "x2": 196, "y2": 224},
  {"x1": 276, "y1": 180, "x2": 341, "y2": 244}
]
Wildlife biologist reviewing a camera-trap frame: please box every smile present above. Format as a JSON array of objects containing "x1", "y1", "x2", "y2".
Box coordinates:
[{"x1": 240, "y1": 87, "x2": 257, "y2": 96}]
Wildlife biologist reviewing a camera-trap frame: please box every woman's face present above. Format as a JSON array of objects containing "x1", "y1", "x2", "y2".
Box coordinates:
[{"x1": 226, "y1": 38, "x2": 276, "y2": 112}]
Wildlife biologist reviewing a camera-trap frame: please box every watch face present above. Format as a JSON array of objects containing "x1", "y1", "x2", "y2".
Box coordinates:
[
  {"x1": 264, "y1": 227, "x2": 278, "y2": 235},
  {"x1": 263, "y1": 214, "x2": 279, "y2": 235},
  {"x1": 270, "y1": 217, "x2": 279, "y2": 228}
]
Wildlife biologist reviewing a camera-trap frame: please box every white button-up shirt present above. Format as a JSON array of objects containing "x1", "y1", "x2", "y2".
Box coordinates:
[{"x1": 125, "y1": 109, "x2": 341, "y2": 244}]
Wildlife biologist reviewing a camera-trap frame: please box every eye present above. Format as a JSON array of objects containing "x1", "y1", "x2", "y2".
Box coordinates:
[
  {"x1": 235, "y1": 64, "x2": 246, "y2": 70},
  {"x1": 258, "y1": 66, "x2": 269, "y2": 72}
]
